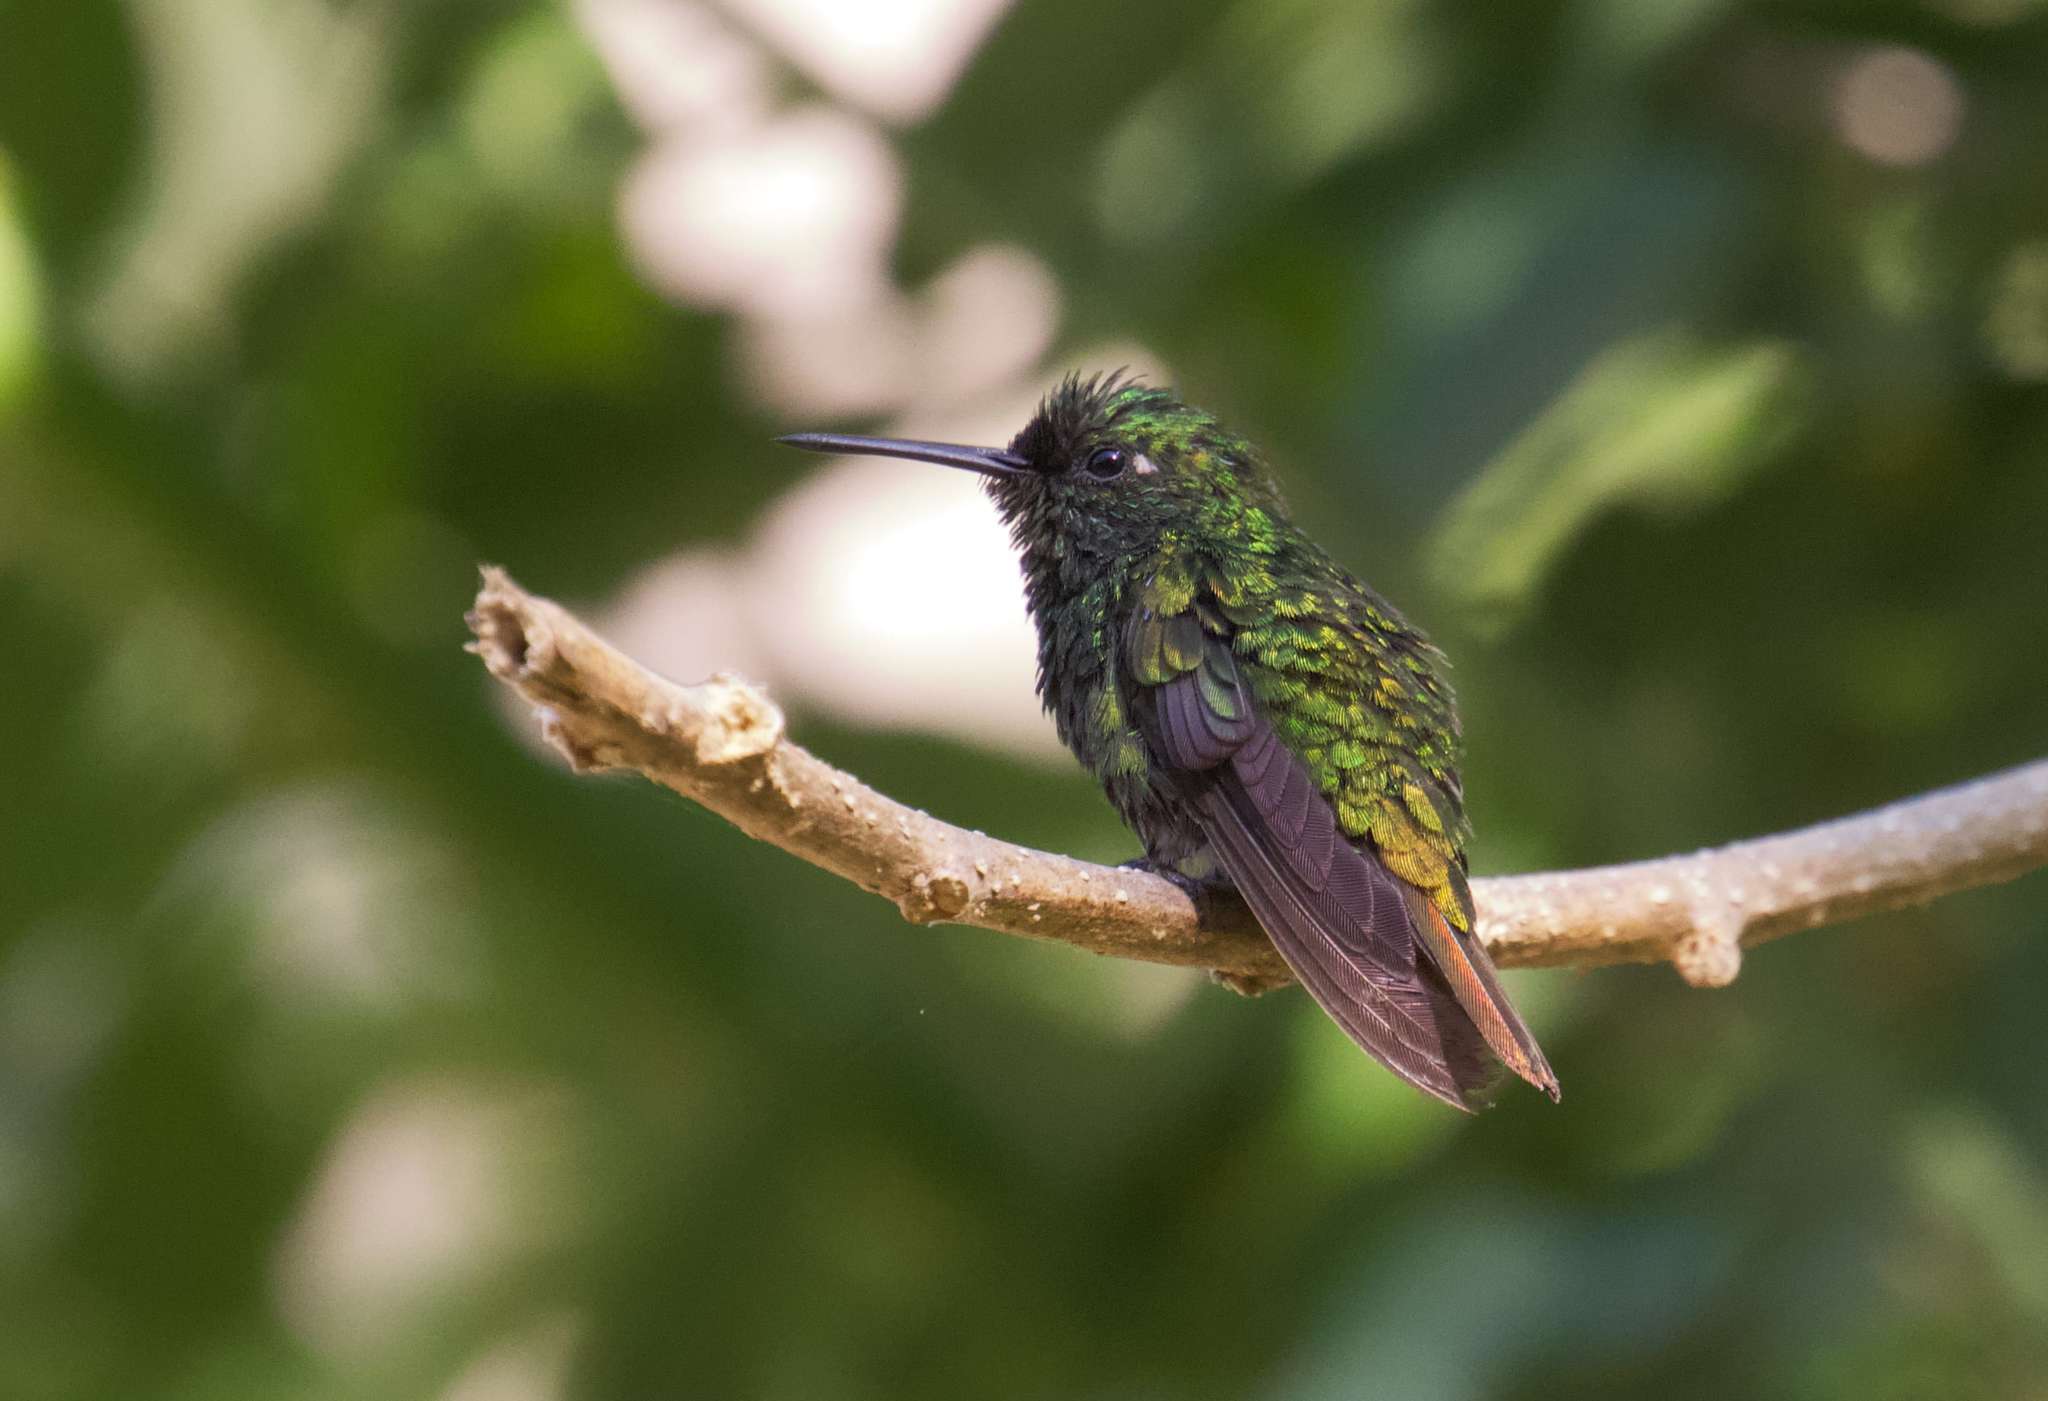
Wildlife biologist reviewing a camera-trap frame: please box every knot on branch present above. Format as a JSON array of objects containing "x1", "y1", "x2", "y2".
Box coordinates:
[
  {"x1": 688, "y1": 674, "x2": 783, "y2": 766},
  {"x1": 1674, "y1": 908, "x2": 1744, "y2": 988},
  {"x1": 902, "y1": 871, "x2": 973, "y2": 924}
]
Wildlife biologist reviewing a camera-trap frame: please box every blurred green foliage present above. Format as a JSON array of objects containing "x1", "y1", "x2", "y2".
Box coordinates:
[{"x1": 3, "y1": 1, "x2": 2048, "y2": 1398}]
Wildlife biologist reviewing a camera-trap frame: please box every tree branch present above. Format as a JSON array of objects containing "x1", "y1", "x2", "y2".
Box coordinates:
[{"x1": 465, "y1": 568, "x2": 2048, "y2": 991}]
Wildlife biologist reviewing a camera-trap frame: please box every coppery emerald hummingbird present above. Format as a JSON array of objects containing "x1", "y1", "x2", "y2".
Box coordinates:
[{"x1": 780, "y1": 373, "x2": 1557, "y2": 1109}]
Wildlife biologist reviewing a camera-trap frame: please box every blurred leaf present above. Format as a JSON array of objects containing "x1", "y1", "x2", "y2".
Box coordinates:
[
  {"x1": 1910, "y1": 1106, "x2": 2048, "y2": 1322},
  {"x1": 0, "y1": 156, "x2": 37, "y2": 410},
  {"x1": 1429, "y1": 332, "x2": 1811, "y2": 631}
]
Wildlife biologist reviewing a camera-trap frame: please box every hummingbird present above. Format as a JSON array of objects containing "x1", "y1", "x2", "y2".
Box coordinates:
[{"x1": 779, "y1": 373, "x2": 1557, "y2": 1109}]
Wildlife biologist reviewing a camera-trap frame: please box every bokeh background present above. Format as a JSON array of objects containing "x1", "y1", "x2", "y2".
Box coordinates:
[{"x1": 4, "y1": 0, "x2": 2048, "y2": 1397}]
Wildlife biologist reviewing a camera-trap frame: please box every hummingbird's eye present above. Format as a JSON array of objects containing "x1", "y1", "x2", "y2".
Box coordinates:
[{"x1": 1083, "y1": 446, "x2": 1126, "y2": 479}]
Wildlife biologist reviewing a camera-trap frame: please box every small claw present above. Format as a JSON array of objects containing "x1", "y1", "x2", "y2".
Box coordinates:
[
  {"x1": 1116, "y1": 856, "x2": 1226, "y2": 906},
  {"x1": 1211, "y1": 968, "x2": 1289, "y2": 998}
]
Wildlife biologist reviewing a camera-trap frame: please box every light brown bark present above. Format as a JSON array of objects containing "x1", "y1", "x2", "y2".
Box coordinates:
[{"x1": 468, "y1": 567, "x2": 2048, "y2": 991}]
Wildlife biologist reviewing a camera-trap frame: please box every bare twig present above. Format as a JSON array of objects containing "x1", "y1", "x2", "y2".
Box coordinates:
[{"x1": 466, "y1": 568, "x2": 2048, "y2": 990}]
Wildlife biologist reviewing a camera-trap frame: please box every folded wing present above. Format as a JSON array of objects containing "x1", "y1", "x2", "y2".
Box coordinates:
[{"x1": 1131, "y1": 602, "x2": 1554, "y2": 1109}]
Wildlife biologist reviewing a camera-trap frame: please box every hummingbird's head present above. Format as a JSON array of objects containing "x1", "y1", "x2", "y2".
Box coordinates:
[{"x1": 779, "y1": 372, "x2": 1290, "y2": 564}]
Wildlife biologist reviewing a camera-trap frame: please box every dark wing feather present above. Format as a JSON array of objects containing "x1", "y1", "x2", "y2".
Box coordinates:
[{"x1": 1150, "y1": 664, "x2": 1502, "y2": 1110}]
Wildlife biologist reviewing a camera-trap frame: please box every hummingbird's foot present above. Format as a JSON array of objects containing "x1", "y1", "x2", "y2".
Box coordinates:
[
  {"x1": 1118, "y1": 857, "x2": 1284, "y2": 998},
  {"x1": 1210, "y1": 968, "x2": 1289, "y2": 998},
  {"x1": 1116, "y1": 856, "x2": 1230, "y2": 906}
]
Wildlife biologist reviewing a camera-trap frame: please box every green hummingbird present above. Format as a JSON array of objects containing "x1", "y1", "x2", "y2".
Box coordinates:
[{"x1": 780, "y1": 373, "x2": 1557, "y2": 1108}]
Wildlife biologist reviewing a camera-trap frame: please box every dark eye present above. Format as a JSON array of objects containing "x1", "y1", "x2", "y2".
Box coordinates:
[{"x1": 1083, "y1": 447, "x2": 1126, "y2": 479}]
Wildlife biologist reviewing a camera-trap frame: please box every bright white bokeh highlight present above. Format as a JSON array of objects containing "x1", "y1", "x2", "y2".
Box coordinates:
[
  {"x1": 274, "y1": 1076, "x2": 579, "y2": 1361},
  {"x1": 724, "y1": 0, "x2": 1014, "y2": 123},
  {"x1": 745, "y1": 449, "x2": 1055, "y2": 753},
  {"x1": 439, "y1": 1314, "x2": 586, "y2": 1401},
  {"x1": 573, "y1": 0, "x2": 768, "y2": 134},
  {"x1": 621, "y1": 105, "x2": 902, "y2": 320},
  {"x1": 1833, "y1": 46, "x2": 1966, "y2": 168}
]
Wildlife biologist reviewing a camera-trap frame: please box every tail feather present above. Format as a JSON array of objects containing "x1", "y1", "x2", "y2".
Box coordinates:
[
  {"x1": 1199, "y1": 774, "x2": 1498, "y2": 1109},
  {"x1": 1401, "y1": 887, "x2": 1559, "y2": 1101}
]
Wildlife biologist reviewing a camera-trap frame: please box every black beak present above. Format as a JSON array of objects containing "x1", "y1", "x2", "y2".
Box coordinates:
[{"x1": 776, "y1": 432, "x2": 1032, "y2": 479}]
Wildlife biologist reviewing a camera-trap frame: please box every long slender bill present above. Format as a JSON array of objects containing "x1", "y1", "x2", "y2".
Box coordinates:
[{"x1": 777, "y1": 433, "x2": 1031, "y2": 478}]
